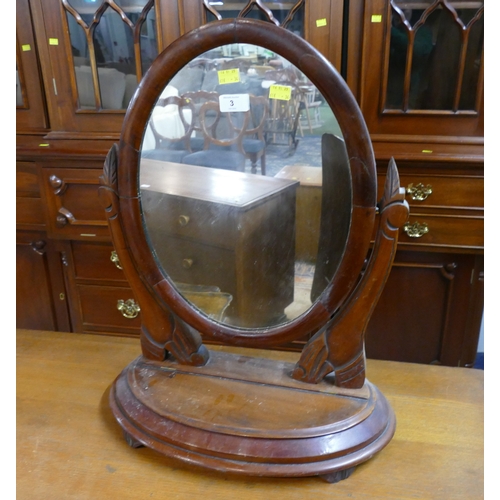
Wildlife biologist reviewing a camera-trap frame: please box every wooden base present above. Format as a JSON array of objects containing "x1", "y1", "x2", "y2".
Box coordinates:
[{"x1": 109, "y1": 351, "x2": 396, "y2": 481}]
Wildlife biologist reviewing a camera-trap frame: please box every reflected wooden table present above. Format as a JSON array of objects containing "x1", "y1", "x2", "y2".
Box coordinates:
[{"x1": 17, "y1": 329, "x2": 483, "y2": 499}]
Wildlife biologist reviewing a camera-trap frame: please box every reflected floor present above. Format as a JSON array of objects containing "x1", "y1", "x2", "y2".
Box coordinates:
[
  {"x1": 285, "y1": 261, "x2": 315, "y2": 320},
  {"x1": 252, "y1": 135, "x2": 322, "y2": 177}
]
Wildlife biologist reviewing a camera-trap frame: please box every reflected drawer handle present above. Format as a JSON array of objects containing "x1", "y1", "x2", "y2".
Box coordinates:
[
  {"x1": 117, "y1": 299, "x2": 140, "y2": 319},
  {"x1": 406, "y1": 183, "x2": 432, "y2": 201},
  {"x1": 178, "y1": 215, "x2": 190, "y2": 226},
  {"x1": 403, "y1": 221, "x2": 429, "y2": 238},
  {"x1": 182, "y1": 258, "x2": 193, "y2": 269},
  {"x1": 110, "y1": 250, "x2": 123, "y2": 270}
]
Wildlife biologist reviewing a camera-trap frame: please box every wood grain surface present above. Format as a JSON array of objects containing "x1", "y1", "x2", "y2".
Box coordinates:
[{"x1": 16, "y1": 329, "x2": 484, "y2": 499}]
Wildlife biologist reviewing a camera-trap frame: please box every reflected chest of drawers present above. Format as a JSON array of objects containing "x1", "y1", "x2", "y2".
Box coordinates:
[{"x1": 140, "y1": 160, "x2": 299, "y2": 328}]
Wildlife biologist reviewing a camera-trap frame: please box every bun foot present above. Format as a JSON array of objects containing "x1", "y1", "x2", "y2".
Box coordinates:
[
  {"x1": 320, "y1": 467, "x2": 355, "y2": 483},
  {"x1": 123, "y1": 430, "x2": 144, "y2": 449}
]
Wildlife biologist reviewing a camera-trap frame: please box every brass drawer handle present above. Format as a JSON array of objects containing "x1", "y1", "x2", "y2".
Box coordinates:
[
  {"x1": 178, "y1": 215, "x2": 190, "y2": 226},
  {"x1": 406, "y1": 183, "x2": 432, "y2": 201},
  {"x1": 403, "y1": 221, "x2": 429, "y2": 238},
  {"x1": 117, "y1": 299, "x2": 140, "y2": 319},
  {"x1": 182, "y1": 258, "x2": 193, "y2": 269},
  {"x1": 110, "y1": 250, "x2": 123, "y2": 270}
]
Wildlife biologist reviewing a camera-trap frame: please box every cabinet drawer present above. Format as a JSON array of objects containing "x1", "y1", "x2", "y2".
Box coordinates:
[
  {"x1": 71, "y1": 241, "x2": 126, "y2": 282},
  {"x1": 141, "y1": 191, "x2": 238, "y2": 249},
  {"x1": 17, "y1": 163, "x2": 40, "y2": 194},
  {"x1": 152, "y1": 236, "x2": 236, "y2": 295},
  {"x1": 41, "y1": 168, "x2": 110, "y2": 240},
  {"x1": 17, "y1": 162, "x2": 44, "y2": 229},
  {"x1": 16, "y1": 197, "x2": 45, "y2": 227},
  {"x1": 399, "y1": 215, "x2": 483, "y2": 249},
  {"x1": 378, "y1": 174, "x2": 483, "y2": 210},
  {"x1": 77, "y1": 284, "x2": 141, "y2": 335}
]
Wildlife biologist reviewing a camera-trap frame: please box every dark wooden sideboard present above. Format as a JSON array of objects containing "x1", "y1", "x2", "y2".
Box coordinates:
[{"x1": 16, "y1": 0, "x2": 483, "y2": 366}]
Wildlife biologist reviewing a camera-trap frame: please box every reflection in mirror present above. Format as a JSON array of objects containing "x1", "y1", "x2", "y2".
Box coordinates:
[{"x1": 139, "y1": 43, "x2": 351, "y2": 329}]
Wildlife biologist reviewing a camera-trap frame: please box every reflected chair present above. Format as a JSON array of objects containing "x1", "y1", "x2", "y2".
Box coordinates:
[
  {"x1": 181, "y1": 100, "x2": 250, "y2": 172},
  {"x1": 233, "y1": 94, "x2": 268, "y2": 175},
  {"x1": 142, "y1": 95, "x2": 195, "y2": 163},
  {"x1": 263, "y1": 69, "x2": 304, "y2": 153},
  {"x1": 300, "y1": 85, "x2": 323, "y2": 133},
  {"x1": 181, "y1": 90, "x2": 220, "y2": 152}
]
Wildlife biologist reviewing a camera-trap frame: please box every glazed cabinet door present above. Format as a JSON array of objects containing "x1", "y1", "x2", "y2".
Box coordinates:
[
  {"x1": 355, "y1": 0, "x2": 484, "y2": 140},
  {"x1": 16, "y1": 0, "x2": 49, "y2": 133},
  {"x1": 180, "y1": 0, "x2": 345, "y2": 68},
  {"x1": 28, "y1": 0, "x2": 178, "y2": 137}
]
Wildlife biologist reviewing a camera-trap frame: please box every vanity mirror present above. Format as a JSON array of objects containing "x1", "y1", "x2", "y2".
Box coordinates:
[{"x1": 100, "y1": 17, "x2": 409, "y2": 483}]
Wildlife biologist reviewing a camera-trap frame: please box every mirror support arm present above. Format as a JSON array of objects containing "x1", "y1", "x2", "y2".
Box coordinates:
[
  {"x1": 99, "y1": 144, "x2": 210, "y2": 366},
  {"x1": 292, "y1": 158, "x2": 409, "y2": 388}
]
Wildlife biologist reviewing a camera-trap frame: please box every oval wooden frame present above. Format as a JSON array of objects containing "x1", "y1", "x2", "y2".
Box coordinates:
[{"x1": 117, "y1": 18, "x2": 377, "y2": 347}]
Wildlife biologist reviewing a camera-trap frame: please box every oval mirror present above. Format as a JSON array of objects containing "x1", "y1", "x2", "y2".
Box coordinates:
[
  {"x1": 139, "y1": 43, "x2": 348, "y2": 329},
  {"x1": 117, "y1": 18, "x2": 376, "y2": 345}
]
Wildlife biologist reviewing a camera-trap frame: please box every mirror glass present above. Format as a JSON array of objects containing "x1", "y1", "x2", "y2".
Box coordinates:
[{"x1": 139, "y1": 43, "x2": 350, "y2": 329}]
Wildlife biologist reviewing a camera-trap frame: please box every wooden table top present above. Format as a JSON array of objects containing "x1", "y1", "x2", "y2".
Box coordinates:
[
  {"x1": 16, "y1": 329, "x2": 484, "y2": 499},
  {"x1": 140, "y1": 159, "x2": 298, "y2": 208}
]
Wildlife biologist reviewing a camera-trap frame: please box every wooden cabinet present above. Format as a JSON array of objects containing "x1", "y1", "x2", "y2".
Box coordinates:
[
  {"x1": 16, "y1": 231, "x2": 71, "y2": 332},
  {"x1": 16, "y1": 0, "x2": 483, "y2": 367},
  {"x1": 62, "y1": 240, "x2": 142, "y2": 336},
  {"x1": 366, "y1": 250, "x2": 483, "y2": 366}
]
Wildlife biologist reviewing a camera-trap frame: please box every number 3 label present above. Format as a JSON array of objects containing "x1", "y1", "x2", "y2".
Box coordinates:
[{"x1": 219, "y1": 94, "x2": 250, "y2": 112}]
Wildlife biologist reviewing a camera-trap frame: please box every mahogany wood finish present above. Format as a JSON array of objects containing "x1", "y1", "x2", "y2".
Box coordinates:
[
  {"x1": 16, "y1": 1, "x2": 483, "y2": 370},
  {"x1": 99, "y1": 17, "x2": 410, "y2": 481}
]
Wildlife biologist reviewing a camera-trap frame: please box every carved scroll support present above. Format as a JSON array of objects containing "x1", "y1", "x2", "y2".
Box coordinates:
[
  {"x1": 293, "y1": 158, "x2": 409, "y2": 388},
  {"x1": 98, "y1": 143, "x2": 209, "y2": 366}
]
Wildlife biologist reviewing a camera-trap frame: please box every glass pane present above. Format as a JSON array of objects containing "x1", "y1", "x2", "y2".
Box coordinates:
[
  {"x1": 459, "y1": 11, "x2": 483, "y2": 110},
  {"x1": 409, "y1": 6, "x2": 461, "y2": 110},
  {"x1": 140, "y1": 7, "x2": 158, "y2": 77},
  {"x1": 205, "y1": 1, "x2": 305, "y2": 37},
  {"x1": 16, "y1": 64, "x2": 24, "y2": 107},
  {"x1": 139, "y1": 43, "x2": 347, "y2": 329},
  {"x1": 387, "y1": 0, "x2": 484, "y2": 111},
  {"x1": 65, "y1": 0, "x2": 156, "y2": 110}
]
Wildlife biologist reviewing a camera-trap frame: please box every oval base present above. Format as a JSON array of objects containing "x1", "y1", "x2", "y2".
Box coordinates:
[{"x1": 109, "y1": 353, "x2": 395, "y2": 480}]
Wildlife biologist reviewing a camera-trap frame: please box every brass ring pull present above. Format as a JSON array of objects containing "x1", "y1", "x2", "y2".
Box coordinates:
[
  {"x1": 117, "y1": 299, "x2": 140, "y2": 319},
  {"x1": 178, "y1": 215, "x2": 190, "y2": 226},
  {"x1": 406, "y1": 183, "x2": 432, "y2": 201},
  {"x1": 110, "y1": 250, "x2": 123, "y2": 270},
  {"x1": 403, "y1": 221, "x2": 429, "y2": 238},
  {"x1": 182, "y1": 258, "x2": 193, "y2": 269}
]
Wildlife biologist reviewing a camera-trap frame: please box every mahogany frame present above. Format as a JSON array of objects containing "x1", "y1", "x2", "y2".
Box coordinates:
[{"x1": 112, "y1": 18, "x2": 377, "y2": 348}]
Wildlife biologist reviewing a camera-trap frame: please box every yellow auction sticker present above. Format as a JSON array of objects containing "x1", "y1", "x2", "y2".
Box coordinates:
[
  {"x1": 269, "y1": 84, "x2": 292, "y2": 101},
  {"x1": 218, "y1": 68, "x2": 240, "y2": 85},
  {"x1": 22, "y1": 44, "x2": 31, "y2": 51},
  {"x1": 316, "y1": 18, "x2": 327, "y2": 27}
]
